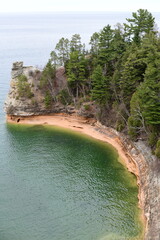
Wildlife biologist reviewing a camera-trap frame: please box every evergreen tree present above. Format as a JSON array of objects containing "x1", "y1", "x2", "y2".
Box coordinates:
[
  {"x1": 128, "y1": 51, "x2": 160, "y2": 139},
  {"x1": 110, "y1": 26, "x2": 126, "y2": 65},
  {"x1": 120, "y1": 44, "x2": 147, "y2": 107},
  {"x1": 91, "y1": 65, "x2": 110, "y2": 105},
  {"x1": 55, "y1": 37, "x2": 70, "y2": 66},
  {"x1": 70, "y1": 34, "x2": 83, "y2": 53},
  {"x1": 124, "y1": 9, "x2": 155, "y2": 44},
  {"x1": 89, "y1": 32, "x2": 99, "y2": 56},
  {"x1": 139, "y1": 59, "x2": 160, "y2": 125},
  {"x1": 50, "y1": 50, "x2": 58, "y2": 66},
  {"x1": 98, "y1": 25, "x2": 114, "y2": 74},
  {"x1": 40, "y1": 61, "x2": 56, "y2": 101},
  {"x1": 66, "y1": 51, "x2": 88, "y2": 98}
]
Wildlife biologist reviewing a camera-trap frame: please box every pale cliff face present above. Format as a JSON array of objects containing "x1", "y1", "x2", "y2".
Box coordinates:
[{"x1": 4, "y1": 62, "x2": 68, "y2": 116}]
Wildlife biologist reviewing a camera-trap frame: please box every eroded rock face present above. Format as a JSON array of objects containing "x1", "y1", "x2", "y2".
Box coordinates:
[
  {"x1": 11, "y1": 61, "x2": 24, "y2": 78},
  {"x1": 134, "y1": 141, "x2": 160, "y2": 240},
  {"x1": 4, "y1": 62, "x2": 68, "y2": 116}
]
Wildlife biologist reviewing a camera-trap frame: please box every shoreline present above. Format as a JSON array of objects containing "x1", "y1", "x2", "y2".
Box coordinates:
[{"x1": 7, "y1": 113, "x2": 146, "y2": 238}]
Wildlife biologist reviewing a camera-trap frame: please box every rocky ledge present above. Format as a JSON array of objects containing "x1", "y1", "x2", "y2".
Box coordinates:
[
  {"x1": 5, "y1": 62, "x2": 69, "y2": 116},
  {"x1": 5, "y1": 62, "x2": 97, "y2": 118}
]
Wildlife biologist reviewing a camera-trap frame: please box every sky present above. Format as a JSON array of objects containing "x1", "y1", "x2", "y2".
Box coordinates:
[{"x1": 0, "y1": 0, "x2": 160, "y2": 13}]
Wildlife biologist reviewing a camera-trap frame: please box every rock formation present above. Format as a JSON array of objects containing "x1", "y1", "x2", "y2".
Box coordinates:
[
  {"x1": 5, "y1": 62, "x2": 69, "y2": 116},
  {"x1": 5, "y1": 62, "x2": 96, "y2": 117}
]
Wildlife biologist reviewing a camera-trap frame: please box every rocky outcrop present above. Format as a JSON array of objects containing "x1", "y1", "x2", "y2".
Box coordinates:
[
  {"x1": 5, "y1": 62, "x2": 99, "y2": 117},
  {"x1": 134, "y1": 142, "x2": 160, "y2": 240},
  {"x1": 4, "y1": 62, "x2": 69, "y2": 116}
]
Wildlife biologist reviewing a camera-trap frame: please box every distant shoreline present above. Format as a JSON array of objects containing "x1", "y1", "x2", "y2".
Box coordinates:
[{"x1": 6, "y1": 113, "x2": 146, "y2": 239}]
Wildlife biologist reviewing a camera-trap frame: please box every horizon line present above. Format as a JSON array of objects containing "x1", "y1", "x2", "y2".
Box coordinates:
[{"x1": 0, "y1": 9, "x2": 159, "y2": 14}]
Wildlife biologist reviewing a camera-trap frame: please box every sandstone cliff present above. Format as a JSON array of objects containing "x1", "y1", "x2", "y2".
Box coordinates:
[
  {"x1": 5, "y1": 62, "x2": 70, "y2": 116},
  {"x1": 5, "y1": 62, "x2": 97, "y2": 117}
]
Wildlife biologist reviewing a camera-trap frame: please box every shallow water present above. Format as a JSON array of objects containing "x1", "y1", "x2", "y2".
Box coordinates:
[{"x1": 0, "y1": 123, "x2": 143, "y2": 240}]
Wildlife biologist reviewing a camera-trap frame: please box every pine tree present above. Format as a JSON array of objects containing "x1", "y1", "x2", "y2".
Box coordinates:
[
  {"x1": 55, "y1": 37, "x2": 70, "y2": 66},
  {"x1": 66, "y1": 51, "x2": 87, "y2": 98},
  {"x1": 89, "y1": 32, "x2": 99, "y2": 56},
  {"x1": 91, "y1": 65, "x2": 109, "y2": 105},
  {"x1": 98, "y1": 25, "x2": 114, "y2": 74},
  {"x1": 120, "y1": 46, "x2": 147, "y2": 107},
  {"x1": 124, "y1": 9, "x2": 155, "y2": 44},
  {"x1": 139, "y1": 60, "x2": 160, "y2": 125},
  {"x1": 70, "y1": 34, "x2": 83, "y2": 53}
]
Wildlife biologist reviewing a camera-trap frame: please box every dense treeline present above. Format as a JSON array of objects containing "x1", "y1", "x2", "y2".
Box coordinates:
[{"x1": 41, "y1": 9, "x2": 160, "y2": 157}]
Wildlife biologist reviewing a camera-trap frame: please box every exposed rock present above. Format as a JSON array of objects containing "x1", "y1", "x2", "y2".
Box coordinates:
[
  {"x1": 77, "y1": 101, "x2": 98, "y2": 118},
  {"x1": 4, "y1": 62, "x2": 68, "y2": 116},
  {"x1": 11, "y1": 61, "x2": 23, "y2": 78},
  {"x1": 134, "y1": 141, "x2": 160, "y2": 240}
]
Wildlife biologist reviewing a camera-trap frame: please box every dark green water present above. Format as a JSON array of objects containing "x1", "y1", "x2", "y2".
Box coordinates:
[{"x1": 0, "y1": 124, "x2": 143, "y2": 240}]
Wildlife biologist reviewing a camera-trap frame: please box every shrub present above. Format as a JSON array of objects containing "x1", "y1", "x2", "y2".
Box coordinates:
[
  {"x1": 155, "y1": 140, "x2": 160, "y2": 158},
  {"x1": 116, "y1": 120, "x2": 125, "y2": 132},
  {"x1": 148, "y1": 132, "x2": 158, "y2": 147},
  {"x1": 40, "y1": 61, "x2": 56, "y2": 89},
  {"x1": 44, "y1": 91, "x2": 52, "y2": 109},
  {"x1": 128, "y1": 116, "x2": 141, "y2": 139},
  {"x1": 17, "y1": 75, "x2": 34, "y2": 99},
  {"x1": 83, "y1": 104, "x2": 90, "y2": 111},
  {"x1": 57, "y1": 89, "x2": 72, "y2": 105}
]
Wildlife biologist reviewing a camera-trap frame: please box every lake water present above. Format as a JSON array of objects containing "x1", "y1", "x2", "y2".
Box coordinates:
[
  {"x1": 0, "y1": 124, "x2": 142, "y2": 240},
  {"x1": 1, "y1": 11, "x2": 159, "y2": 240}
]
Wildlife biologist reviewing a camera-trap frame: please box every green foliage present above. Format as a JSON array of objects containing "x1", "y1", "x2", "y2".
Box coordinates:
[
  {"x1": 50, "y1": 50, "x2": 58, "y2": 66},
  {"x1": 98, "y1": 25, "x2": 114, "y2": 72},
  {"x1": 55, "y1": 37, "x2": 70, "y2": 66},
  {"x1": 40, "y1": 61, "x2": 56, "y2": 89},
  {"x1": 57, "y1": 89, "x2": 72, "y2": 105},
  {"x1": 70, "y1": 34, "x2": 83, "y2": 53},
  {"x1": 91, "y1": 65, "x2": 109, "y2": 105},
  {"x1": 155, "y1": 140, "x2": 160, "y2": 158},
  {"x1": 83, "y1": 104, "x2": 90, "y2": 111},
  {"x1": 148, "y1": 132, "x2": 158, "y2": 147},
  {"x1": 137, "y1": 58, "x2": 160, "y2": 125},
  {"x1": 66, "y1": 51, "x2": 88, "y2": 98},
  {"x1": 89, "y1": 32, "x2": 99, "y2": 56},
  {"x1": 124, "y1": 9, "x2": 155, "y2": 44},
  {"x1": 128, "y1": 115, "x2": 141, "y2": 139},
  {"x1": 116, "y1": 120, "x2": 125, "y2": 132},
  {"x1": 44, "y1": 91, "x2": 52, "y2": 109},
  {"x1": 120, "y1": 46, "x2": 147, "y2": 106},
  {"x1": 17, "y1": 74, "x2": 34, "y2": 99}
]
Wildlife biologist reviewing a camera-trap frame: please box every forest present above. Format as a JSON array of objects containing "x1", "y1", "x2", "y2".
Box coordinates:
[{"x1": 39, "y1": 9, "x2": 160, "y2": 157}]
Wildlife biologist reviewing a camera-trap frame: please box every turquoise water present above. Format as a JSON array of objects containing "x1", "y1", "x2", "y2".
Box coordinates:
[{"x1": 0, "y1": 123, "x2": 143, "y2": 240}]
